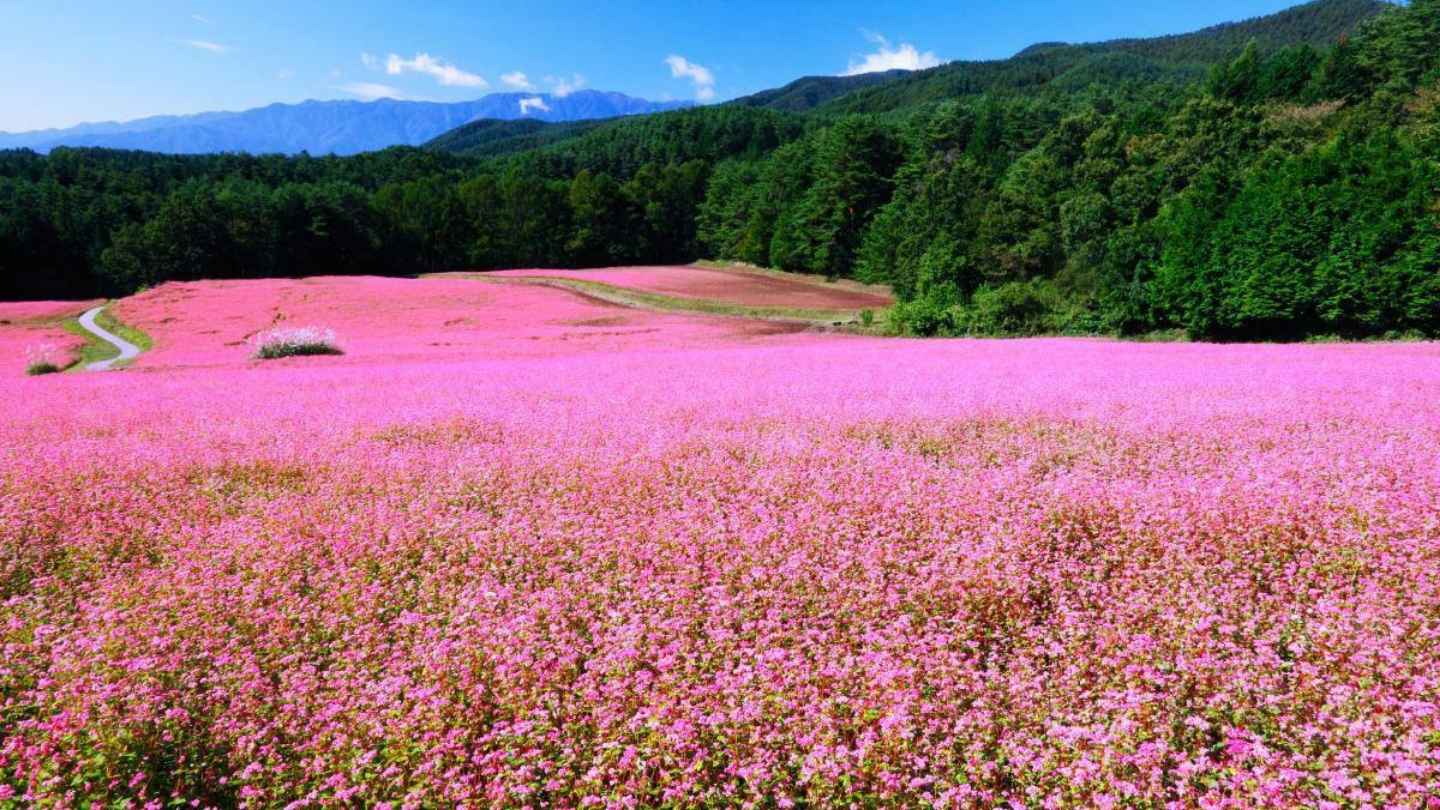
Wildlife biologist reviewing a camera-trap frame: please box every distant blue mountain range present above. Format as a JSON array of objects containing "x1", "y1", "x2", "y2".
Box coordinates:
[{"x1": 0, "y1": 90, "x2": 693, "y2": 156}]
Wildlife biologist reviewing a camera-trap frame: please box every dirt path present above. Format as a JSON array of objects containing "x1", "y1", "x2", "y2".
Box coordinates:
[
  {"x1": 435, "y1": 266, "x2": 889, "y2": 330},
  {"x1": 79, "y1": 306, "x2": 142, "y2": 370},
  {"x1": 485, "y1": 265, "x2": 894, "y2": 311}
]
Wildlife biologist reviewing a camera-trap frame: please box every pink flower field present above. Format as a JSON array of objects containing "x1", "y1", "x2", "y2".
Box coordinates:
[
  {"x1": 0, "y1": 300, "x2": 100, "y2": 373},
  {"x1": 3, "y1": 276, "x2": 1440, "y2": 807},
  {"x1": 110, "y1": 276, "x2": 808, "y2": 370}
]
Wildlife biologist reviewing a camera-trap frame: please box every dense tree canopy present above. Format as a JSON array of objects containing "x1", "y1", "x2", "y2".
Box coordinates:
[{"x1": 703, "y1": 0, "x2": 1440, "y2": 339}]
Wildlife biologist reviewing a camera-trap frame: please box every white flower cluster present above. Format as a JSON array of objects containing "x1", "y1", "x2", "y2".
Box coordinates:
[
  {"x1": 250, "y1": 326, "x2": 343, "y2": 359},
  {"x1": 25, "y1": 343, "x2": 60, "y2": 366}
]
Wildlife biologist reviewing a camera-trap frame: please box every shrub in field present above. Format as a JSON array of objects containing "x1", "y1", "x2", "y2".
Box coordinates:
[
  {"x1": 24, "y1": 344, "x2": 63, "y2": 375},
  {"x1": 24, "y1": 362, "x2": 60, "y2": 376},
  {"x1": 960, "y1": 279, "x2": 1065, "y2": 337},
  {"x1": 889, "y1": 291, "x2": 960, "y2": 336},
  {"x1": 250, "y1": 326, "x2": 343, "y2": 359}
]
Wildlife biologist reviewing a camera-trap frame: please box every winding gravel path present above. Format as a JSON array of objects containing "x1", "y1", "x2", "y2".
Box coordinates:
[{"x1": 79, "y1": 306, "x2": 141, "y2": 371}]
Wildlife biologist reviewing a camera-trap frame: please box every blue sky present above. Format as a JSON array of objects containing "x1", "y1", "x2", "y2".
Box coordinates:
[{"x1": 2, "y1": 0, "x2": 1327, "y2": 132}]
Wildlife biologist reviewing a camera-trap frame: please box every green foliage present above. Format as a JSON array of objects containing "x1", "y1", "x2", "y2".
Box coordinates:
[
  {"x1": 422, "y1": 118, "x2": 607, "y2": 158},
  {"x1": 890, "y1": 290, "x2": 961, "y2": 337},
  {"x1": 697, "y1": 140, "x2": 815, "y2": 268},
  {"x1": 767, "y1": 118, "x2": 904, "y2": 276},
  {"x1": 889, "y1": 279, "x2": 1071, "y2": 337},
  {"x1": 500, "y1": 106, "x2": 807, "y2": 179},
  {"x1": 962, "y1": 280, "x2": 1069, "y2": 336},
  {"x1": 254, "y1": 342, "x2": 344, "y2": 360},
  {"x1": 858, "y1": 0, "x2": 1440, "y2": 341},
  {"x1": 732, "y1": 71, "x2": 908, "y2": 112},
  {"x1": 99, "y1": 178, "x2": 387, "y2": 292},
  {"x1": 1353, "y1": 0, "x2": 1440, "y2": 89},
  {"x1": 811, "y1": 0, "x2": 1386, "y2": 116},
  {"x1": 1154, "y1": 128, "x2": 1440, "y2": 338},
  {"x1": 25, "y1": 361, "x2": 61, "y2": 376},
  {"x1": 1208, "y1": 42, "x2": 1265, "y2": 103}
]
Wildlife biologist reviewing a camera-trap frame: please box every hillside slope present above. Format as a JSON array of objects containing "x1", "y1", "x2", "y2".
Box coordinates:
[
  {"x1": 817, "y1": 0, "x2": 1388, "y2": 114},
  {"x1": 428, "y1": 106, "x2": 808, "y2": 174},
  {"x1": 729, "y1": 71, "x2": 909, "y2": 112},
  {"x1": 423, "y1": 118, "x2": 611, "y2": 159}
]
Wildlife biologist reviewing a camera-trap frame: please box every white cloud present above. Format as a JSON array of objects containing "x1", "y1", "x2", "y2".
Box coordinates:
[
  {"x1": 192, "y1": 14, "x2": 213, "y2": 24},
  {"x1": 665, "y1": 55, "x2": 715, "y2": 101},
  {"x1": 843, "y1": 32, "x2": 941, "y2": 76},
  {"x1": 519, "y1": 97, "x2": 551, "y2": 115},
  {"x1": 184, "y1": 39, "x2": 230, "y2": 54},
  {"x1": 385, "y1": 52, "x2": 487, "y2": 88},
  {"x1": 361, "y1": 52, "x2": 380, "y2": 70},
  {"x1": 502, "y1": 71, "x2": 534, "y2": 90},
  {"x1": 546, "y1": 73, "x2": 586, "y2": 98},
  {"x1": 276, "y1": 68, "x2": 295, "y2": 81},
  {"x1": 340, "y1": 82, "x2": 405, "y2": 101}
]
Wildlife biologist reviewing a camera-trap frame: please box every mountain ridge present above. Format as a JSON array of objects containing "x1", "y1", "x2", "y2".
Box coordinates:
[{"x1": 0, "y1": 90, "x2": 692, "y2": 156}]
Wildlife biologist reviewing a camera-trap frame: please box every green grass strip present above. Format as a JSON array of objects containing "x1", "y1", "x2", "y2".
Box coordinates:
[
  {"x1": 445, "y1": 274, "x2": 888, "y2": 332},
  {"x1": 60, "y1": 305, "x2": 153, "y2": 371}
]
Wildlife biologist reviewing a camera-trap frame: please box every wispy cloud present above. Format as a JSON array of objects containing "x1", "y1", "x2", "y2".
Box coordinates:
[
  {"x1": 361, "y1": 52, "x2": 380, "y2": 70},
  {"x1": 191, "y1": 14, "x2": 213, "y2": 24},
  {"x1": 385, "y1": 52, "x2": 487, "y2": 88},
  {"x1": 545, "y1": 73, "x2": 586, "y2": 98},
  {"x1": 502, "y1": 71, "x2": 534, "y2": 90},
  {"x1": 183, "y1": 39, "x2": 230, "y2": 54},
  {"x1": 519, "y1": 97, "x2": 551, "y2": 115},
  {"x1": 276, "y1": 68, "x2": 295, "y2": 81},
  {"x1": 842, "y1": 31, "x2": 941, "y2": 76},
  {"x1": 665, "y1": 55, "x2": 715, "y2": 102},
  {"x1": 340, "y1": 82, "x2": 406, "y2": 101}
]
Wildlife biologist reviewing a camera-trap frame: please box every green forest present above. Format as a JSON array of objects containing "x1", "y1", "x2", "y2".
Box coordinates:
[{"x1": 2, "y1": 0, "x2": 1437, "y2": 340}]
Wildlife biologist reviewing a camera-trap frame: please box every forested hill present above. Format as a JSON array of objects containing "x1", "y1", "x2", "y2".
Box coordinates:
[
  {"x1": 729, "y1": 72, "x2": 909, "y2": 113},
  {"x1": 2, "y1": 0, "x2": 1437, "y2": 342},
  {"x1": 422, "y1": 119, "x2": 610, "y2": 160},
  {"x1": 428, "y1": 0, "x2": 1387, "y2": 161},
  {"x1": 812, "y1": 0, "x2": 1390, "y2": 114},
  {"x1": 430, "y1": 107, "x2": 807, "y2": 171}
]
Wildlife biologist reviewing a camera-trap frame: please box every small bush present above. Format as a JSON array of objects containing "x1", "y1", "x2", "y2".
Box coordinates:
[
  {"x1": 890, "y1": 297, "x2": 959, "y2": 336},
  {"x1": 251, "y1": 327, "x2": 344, "y2": 360},
  {"x1": 1129, "y1": 328, "x2": 1189, "y2": 343},
  {"x1": 960, "y1": 280, "x2": 1065, "y2": 337},
  {"x1": 25, "y1": 344, "x2": 64, "y2": 376}
]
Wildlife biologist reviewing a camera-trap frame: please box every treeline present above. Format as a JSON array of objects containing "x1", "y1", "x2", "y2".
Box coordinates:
[
  {"x1": 1, "y1": 0, "x2": 1436, "y2": 340},
  {"x1": 704, "y1": 0, "x2": 1440, "y2": 339},
  {"x1": 0, "y1": 148, "x2": 471, "y2": 298},
  {"x1": 0, "y1": 107, "x2": 798, "y2": 299}
]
